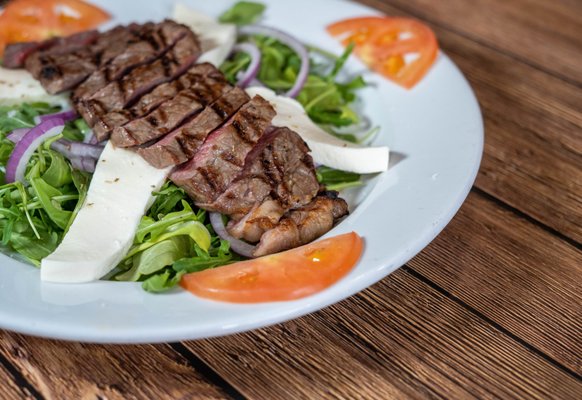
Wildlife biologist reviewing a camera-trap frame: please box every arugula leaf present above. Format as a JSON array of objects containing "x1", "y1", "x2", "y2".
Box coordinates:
[
  {"x1": 224, "y1": 34, "x2": 366, "y2": 128},
  {"x1": 219, "y1": 1, "x2": 265, "y2": 25},
  {"x1": 0, "y1": 103, "x2": 89, "y2": 264},
  {"x1": 141, "y1": 268, "x2": 185, "y2": 293},
  {"x1": 316, "y1": 166, "x2": 363, "y2": 191}
]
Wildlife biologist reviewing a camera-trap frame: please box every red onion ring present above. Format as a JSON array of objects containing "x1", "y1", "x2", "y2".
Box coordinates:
[
  {"x1": 6, "y1": 128, "x2": 31, "y2": 144},
  {"x1": 209, "y1": 212, "x2": 256, "y2": 258},
  {"x1": 51, "y1": 139, "x2": 105, "y2": 160},
  {"x1": 6, "y1": 118, "x2": 65, "y2": 183},
  {"x1": 35, "y1": 110, "x2": 78, "y2": 125},
  {"x1": 70, "y1": 156, "x2": 97, "y2": 173},
  {"x1": 231, "y1": 42, "x2": 262, "y2": 88},
  {"x1": 239, "y1": 25, "x2": 310, "y2": 98}
]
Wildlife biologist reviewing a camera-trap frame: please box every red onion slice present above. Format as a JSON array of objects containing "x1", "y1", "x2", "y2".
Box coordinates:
[
  {"x1": 6, "y1": 118, "x2": 65, "y2": 183},
  {"x1": 70, "y1": 156, "x2": 97, "y2": 173},
  {"x1": 209, "y1": 212, "x2": 256, "y2": 258},
  {"x1": 6, "y1": 128, "x2": 31, "y2": 144},
  {"x1": 35, "y1": 110, "x2": 78, "y2": 125},
  {"x1": 231, "y1": 42, "x2": 261, "y2": 88},
  {"x1": 239, "y1": 25, "x2": 310, "y2": 98},
  {"x1": 51, "y1": 139, "x2": 105, "y2": 160}
]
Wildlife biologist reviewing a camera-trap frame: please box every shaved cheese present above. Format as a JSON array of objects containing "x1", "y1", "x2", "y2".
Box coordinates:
[
  {"x1": 41, "y1": 143, "x2": 171, "y2": 283},
  {"x1": 0, "y1": 67, "x2": 69, "y2": 107}
]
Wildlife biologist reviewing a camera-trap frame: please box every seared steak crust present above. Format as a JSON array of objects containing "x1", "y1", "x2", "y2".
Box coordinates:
[
  {"x1": 72, "y1": 20, "x2": 192, "y2": 101},
  {"x1": 138, "y1": 86, "x2": 250, "y2": 168},
  {"x1": 170, "y1": 95, "x2": 276, "y2": 203},
  {"x1": 93, "y1": 63, "x2": 222, "y2": 140},
  {"x1": 110, "y1": 71, "x2": 230, "y2": 147},
  {"x1": 25, "y1": 25, "x2": 139, "y2": 94},
  {"x1": 77, "y1": 31, "x2": 200, "y2": 140},
  {"x1": 203, "y1": 127, "x2": 319, "y2": 219},
  {"x1": 252, "y1": 191, "x2": 349, "y2": 257},
  {"x1": 3, "y1": 30, "x2": 99, "y2": 69}
]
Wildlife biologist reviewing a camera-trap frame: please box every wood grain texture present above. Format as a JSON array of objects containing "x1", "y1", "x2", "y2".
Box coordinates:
[
  {"x1": 0, "y1": 331, "x2": 229, "y2": 400},
  {"x1": 409, "y1": 191, "x2": 582, "y2": 374},
  {"x1": 377, "y1": 0, "x2": 582, "y2": 83},
  {"x1": 185, "y1": 270, "x2": 582, "y2": 400},
  {"x1": 0, "y1": 362, "x2": 36, "y2": 400},
  {"x1": 359, "y1": 0, "x2": 582, "y2": 242}
]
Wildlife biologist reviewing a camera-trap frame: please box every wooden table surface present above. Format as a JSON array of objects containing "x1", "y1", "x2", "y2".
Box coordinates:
[{"x1": 1, "y1": 0, "x2": 581, "y2": 398}]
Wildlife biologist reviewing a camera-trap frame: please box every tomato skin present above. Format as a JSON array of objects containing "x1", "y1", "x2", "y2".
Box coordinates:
[
  {"x1": 327, "y1": 16, "x2": 438, "y2": 89},
  {"x1": 181, "y1": 232, "x2": 364, "y2": 303},
  {"x1": 0, "y1": 0, "x2": 110, "y2": 56}
]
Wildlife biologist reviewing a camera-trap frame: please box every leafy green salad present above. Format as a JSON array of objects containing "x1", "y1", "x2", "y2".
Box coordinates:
[{"x1": 0, "y1": 1, "x2": 374, "y2": 292}]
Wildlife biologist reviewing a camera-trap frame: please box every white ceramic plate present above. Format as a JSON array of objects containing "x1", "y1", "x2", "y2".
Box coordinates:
[{"x1": 0, "y1": 0, "x2": 483, "y2": 343}]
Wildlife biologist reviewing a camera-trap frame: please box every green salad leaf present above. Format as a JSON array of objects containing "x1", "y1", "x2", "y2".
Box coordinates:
[
  {"x1": 114, "y1": 182, "x2": 238, "y2": 293},
  {"x1": 316, "y1": 166, "x2": 363, "y2": 191},
  {"x1": 0, "y1": 103, "x2": 88, "y2": 265},
  {"x1": 219, "y1": 1, "x2": 265, "y2": 25}
]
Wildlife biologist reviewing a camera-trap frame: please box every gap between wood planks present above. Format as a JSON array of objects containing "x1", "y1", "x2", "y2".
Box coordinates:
[{"x1": 359, "y1": 0, "x2": 582, "y2": 88}]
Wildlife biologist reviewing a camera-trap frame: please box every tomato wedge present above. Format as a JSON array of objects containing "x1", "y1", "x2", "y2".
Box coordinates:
[
  {"x1": 327, "y1": 16, "x2": 438, "y2": 89},
  {"x1": 181, "y1": 232, "x2": 364, "y2": 303},
  {"x1": 0, "y1": 0, "x2": 110, "y2": 56}
]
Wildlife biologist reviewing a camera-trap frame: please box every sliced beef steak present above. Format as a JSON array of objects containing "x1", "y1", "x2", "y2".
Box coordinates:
[
  {"x1": 77, "y1": 31, "x2": 200, "y2": 139},
  {"x1": 170, "y1": 95, "x2": 276, "y2": 203},
  {"x1": 138, "y1": 86, "x2": 250, "y2": 168},
  {"x1": 111, "y1": 72, "x2": 229, "y2": 147},
  {"x1": 202, "y1": 127, "x2": 319, "y2": 220},
  {"x1": 252, "y1": 191, "x2": 349, "y2": 257},
  {"x1": 93, "y1": 63, "x2": 223, "y2": 141},
  {"x1": 2, "y1": 29, "x2": 98, "y2": 69},
  {"x1": 72, "y1": 20, "x2": 192, "y2": 101},
  {"x1": 25, "y1": 25, "x2": 138, "y2": 94},
  {"x1": 227, "y1": 198, "x2": 286, "y2": 243}
]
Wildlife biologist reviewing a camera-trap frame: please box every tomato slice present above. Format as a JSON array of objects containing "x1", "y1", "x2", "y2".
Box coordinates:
[
  {"x1": 327, "y1": 16, "x2": 438, "y2": 89},
  {"x1": 181, "y1": 232, "x2": 364, "y2": 303},
  {"x1": 0, "y1": 0, "x2": 110, "y2": 56}
]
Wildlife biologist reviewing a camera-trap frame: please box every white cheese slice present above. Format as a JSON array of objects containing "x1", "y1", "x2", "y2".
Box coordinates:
[
  {"x1": 246, "y1": 87, "x2": 389, "y2": 174},
  {"x1": 173, "y1": 3, "x2": 236, "y2": 67},
  {"x1": 41, "y1": 143, "x2": 171, "y2": 283},
  {"x1": 0, "y1": 67, "x2": 69, "y2": 107}
]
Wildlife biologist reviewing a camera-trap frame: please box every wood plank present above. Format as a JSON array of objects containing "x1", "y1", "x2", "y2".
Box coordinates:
[
  {"x1": 375, "y1": 0, "x2": 582, "y2": 83},
  {"x1": 184, "y1": 271, "x2": 582, "y2": 400},
  {"x1": 358, "y1": 0, "x2": 582, "y2": 241},
  {"x1": 0, "y1": 331, "x2": 229, "y2": 400},
  {"x1": 0, "y1": 362, "x2": 36, "y2": 400},
  {"x1": 408, "y1": 191, "x2": 582, "y2": 374}
]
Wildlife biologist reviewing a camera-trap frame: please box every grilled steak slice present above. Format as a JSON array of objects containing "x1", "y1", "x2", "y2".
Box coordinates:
[
  {"x1": 72, "y1": 21, "x2": 192, "y2": 101},
  {"x1": 137, "y1": 86, "x2": 250, "y2": 168},
  {"x1": 227, "y1": 198, "x2": 286, "y2": 243},
  {"x1": 170, "y1": 95, "x2": 276, "y2": 203},
  {"x1": 13, "y1": 30, "x2": 100, "y2": 71},
  {"x1": 111, "y1": 73, "x2": 230, "y2": 147},
  {"x1": 252, "y1": 191, "x2": 349, "y2": 257},
  {"x1": 202, "y1": 127, "x2": 319, "y2": 219},
  {"x1": 77, "y1": 31, "x2": 200, "y2": 137},
  {"x1": 25, "y1": 26, "x2": 137, "y2": 94},
  {"x1": 93, "y1": 63, "x2": 223, "y2": 140}
]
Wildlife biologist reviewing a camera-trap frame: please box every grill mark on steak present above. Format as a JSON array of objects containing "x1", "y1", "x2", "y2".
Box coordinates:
[
  {"x1": 170, "y1": 95, "x2": 275, "y2": 204},
  {"x1": 3, "y1": 30, "x2": 98, "y2": 69},
  {"x1": 25, "y1": 25, "x2": 141, "y2": 94},
  {"x1": 136, "y1": 87, "x2": 249, "y2": 168},
  {"x1": 201, "y1": 127, "x2": 319, "y2": 227},
  {"x1": 252, "y1": 191, "x2": 349, "y2": 257},
  {"x1": 93, "y1": 63, "x2": 223, "y2": 140},
  {"x1": 72, "y1": 20, "x2": 192, "y2": 101},
  {"x1": 77, "y1": 31, "x2": 200, "y2": 140},
  {"x1": 110, "y1": 75, "x2": 229, "y2": 147}
]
